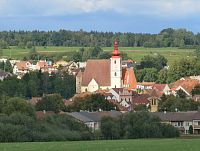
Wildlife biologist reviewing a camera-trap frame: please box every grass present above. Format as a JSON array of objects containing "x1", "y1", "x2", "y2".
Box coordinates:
[
  {"x1": 2, "y1": 46, "x2": 195, "y2": 65},
  {"x1": 0, "y1": 139, "x2": 200, "y2": 151}
]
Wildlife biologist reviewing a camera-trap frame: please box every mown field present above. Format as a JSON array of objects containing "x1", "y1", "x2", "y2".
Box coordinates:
[
  {"x1": 0, "y1": 139, "x2": 200, "y2": 151},
  {"x1": 2, "y1": 46, "x2": 195, "y2": 65}
]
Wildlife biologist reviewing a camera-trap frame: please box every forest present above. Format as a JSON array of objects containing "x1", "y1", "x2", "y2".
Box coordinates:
[{"x1": 0, "y1": 28, "x2": 199, "y2": 48}]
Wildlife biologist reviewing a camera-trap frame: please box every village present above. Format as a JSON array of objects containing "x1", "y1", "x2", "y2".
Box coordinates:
[{"x1": 1, "y1": 40, "x2": 200, "y2": 136}]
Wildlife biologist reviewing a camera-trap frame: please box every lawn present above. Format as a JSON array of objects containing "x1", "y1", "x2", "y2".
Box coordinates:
[
  {"x1": 0, "y1": 139, "x2": 200, "y2": 151},
  {"x1": 2, "y1": 46, "x2": 195, "y2": 65}
]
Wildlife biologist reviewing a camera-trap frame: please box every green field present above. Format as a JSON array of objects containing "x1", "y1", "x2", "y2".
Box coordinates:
[
  {"x1": 2, "y1": 46, "x2": 195, "y2": 65},
  {"x1": 0, "y1": 139, "x2": 200, "y2": 151}
]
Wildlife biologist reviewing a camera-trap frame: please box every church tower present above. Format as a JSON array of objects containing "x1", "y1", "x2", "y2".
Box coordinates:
[{"x1": 110, "y1": 40, "x2": 122, "y2": 88}]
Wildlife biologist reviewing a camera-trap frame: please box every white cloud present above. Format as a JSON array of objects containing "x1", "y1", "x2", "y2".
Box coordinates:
[{"x1": 0, "y1": 0, "x2": 200, "y2": 17}]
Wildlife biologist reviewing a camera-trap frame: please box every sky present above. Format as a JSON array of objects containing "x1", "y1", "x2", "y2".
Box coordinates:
[{"x1": 1, "y1": 0, "x2": 200, "y2": 33}]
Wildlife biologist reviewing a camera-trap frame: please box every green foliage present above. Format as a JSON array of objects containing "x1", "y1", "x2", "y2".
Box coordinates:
[
  {"x1": 158, "y1": 95, "x2": 200, "y2": 112},
  {"x1": 0, "y1": 60, "x2": 12, "y2": 73},
  {"x1": 0, "y1": 28, "x2": 198, "y2": 48},
  {"x1": 135, "y1": 68, "x2": 158, "y2": 82},
  {"x1": 138, "y1": 54, "x2": 167, "y2": 71},
  {"x1": 100, "y1": 112, "x2": 179, "y2": 139},
  {"x1": 101, "y1": 117, "x2": 120, "y2": 139},
  {"x1": 4, "y1": 60, "x2": 13, "y2": 73},
  {"x1": 0, "y1": 71, "x2": 76, "y2": 99},
  {"x1": 192, "y1": 84, "x2": 200, "y2": 96},
  {"x1": 134, "y1": 104, "x2": 148, "y2": 111},
  {"x1": 0, "y1": 40, "x2": 9, "y2": 49},
  {"x1": 18, "y1": 42, "x2": 26, "y2": 49},
  {"x1": 26, "y1": 41, "x2": 33, "y2": 49},
  {"x1": 167, "y1": 58, "x2": 200, "y2": 83},
  {"x1": 189, "y1": 125, "x2": 193, "y2": 134},
  {"x1": 0, "y1": 113, "x2": 91, "y2": 142},
  {"x1": 67, "y1": 93, "x2": 118, "y2": 112},
  {"x1": 98, "y1": 51, "x2": 111, "y2": 59},
  {"x1": 35, "y1": 94, "x2": 65, "y2": 113},
  {"x1": 157, "y1": 69, "x2": 168, "y2": 83},
  {"x1": 2, "y1": 97, "x2": 35, "y2": 117}
]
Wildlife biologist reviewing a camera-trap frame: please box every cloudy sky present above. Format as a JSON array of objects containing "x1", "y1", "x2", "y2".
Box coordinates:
[{"x1": 0, "y1": 0, "x2": 200, "y2": 33}]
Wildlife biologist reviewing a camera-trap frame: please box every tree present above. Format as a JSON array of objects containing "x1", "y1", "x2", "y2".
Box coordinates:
[
  {"x1": 98, "y1": 51, "x2": 111, "y2": 59},
  {"x1": 157, "y1": 69, "x2": 168, "y2": 83},
  {"x1": 135, "y1": 68, "x2": 158, "y2": 82},
  {"x1": 138, "y1": 54, "x2": 167, "y2": 71},
  {"x1": 101, "y1": 117, "x2": 120, "y2": 139},
  {"x1": 18, "y1": 42, "x2": 26, "y2": 49},
  {"x1": 167, "y1": 58, "x2": 200, "y2": 83},
  {"x1": 67, "y1": 93, "x2": 118, "y2": 112},
  {"x1": 35, "y1": 94, "x2": 65, "y2": 113},
  {"x1": 26, "y1": 41, "x2": 33, "y2": 49},
  {"x1": 4, "y1": 60, "x2": 13, "y2": 73},
  {"x1": 134, "y1": 104, "x2": 148, "y2": 111},
  {"x1": 192, "y1": 84, "x2": 200, "y2": 96},
  {"x1": 0, "y1": 40, "x2": 8, "y2": 49},
  {"x1": 158, "y1": 95, "x2": 200, "y2": 112},
  {"x1": 2, "y1": 97, "x2": 35, "y2": 116},
  {"x1": 189, "y1": 125, "x2": 193, "y2": 134}
]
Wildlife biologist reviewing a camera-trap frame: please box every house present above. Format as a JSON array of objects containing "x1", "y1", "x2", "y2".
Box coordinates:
[
  {"x1": 13, "y1": 61, "x2": 32, "y2": 75},
  {"x1": 169, "y1": 78, "x2": 200, "y2": 97},
  {"x1": 67, "y1": 111, "x2": 122, "y2": 131},
  {"x1": 122, "y1": 59, "x2": 135, "y2": 68},
  {"x1": 36, "y1": 60, "x2": 57, "y2": 74},
  {"x1": 53, "y1": 60, "x2": 68, "y2": 68},
  {"x1": 152, "y1": 84, "x2": 170, "y2": 95},
  {"x1": 76, "y1": 40, "x2": 137, "y2": 93},
  {"x1": 62, "y1": 61, "x2": 79, "y2": 75},
  {"x1": 109, "y1": 88, "x2": 133, "y2": 103},
  {"x1": 0, "y1": 58, "x2": 7, "y2": 63},
  {"x1": 131, "y1": 89, "x2": 160, "y2": 112},
  {"x1": 137, "y1": 82, "x2": 155, "y2": 90},
  {"x1": 151, "y1": 110, "x2": 200, "y2": 134},
  {"x1": 0, "y1": 70, "x2": 12, "y2": 81}
]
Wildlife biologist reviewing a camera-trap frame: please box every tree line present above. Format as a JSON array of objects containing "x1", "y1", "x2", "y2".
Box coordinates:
[
  {"x1": 100, "y1": 112, "x2": 179, "y2": 139},
  {"x1": 0, "y1": 28, "x2": 199, "y2": 48},
  {"x1": 0, "y1": 71, "x2": 76, "y2": 99},
  {"x1": 134, "y1": 50, "x2": 200, "y2": 83}
]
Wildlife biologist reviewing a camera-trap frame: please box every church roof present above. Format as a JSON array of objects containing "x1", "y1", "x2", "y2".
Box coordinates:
[
  {"x1": 122, "y1": 67, "x2": 137, "y2": 90},
  {"x1": 82, "y1": 59, "x2": 111, "y2": 86}
]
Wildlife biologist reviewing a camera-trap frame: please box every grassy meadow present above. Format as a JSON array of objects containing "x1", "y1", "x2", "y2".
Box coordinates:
[
  {"x1": 1, "y1": 139, "x2": 200, "y2": 151},
  {"x1": 2, "y1": 46, "x2": 195, "y2": 65}
]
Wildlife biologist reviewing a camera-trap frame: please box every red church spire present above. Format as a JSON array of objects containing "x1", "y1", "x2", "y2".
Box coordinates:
[{"x1": 112, "y1": 39, "x2": 120, "y2": 58}]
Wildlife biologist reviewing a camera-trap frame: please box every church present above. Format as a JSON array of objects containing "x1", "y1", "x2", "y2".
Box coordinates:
[{"x1": 76, "y1": 40, "x2": 137, "y2": 93}]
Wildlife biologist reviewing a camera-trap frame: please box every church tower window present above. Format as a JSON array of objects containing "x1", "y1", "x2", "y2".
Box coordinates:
[{"x1": 115, "y1": 72, "x2": 117, "y2": 76}]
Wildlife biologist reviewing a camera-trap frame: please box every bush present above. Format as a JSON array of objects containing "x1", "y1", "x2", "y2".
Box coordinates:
[{"x1": 0, "y1": 113, "x2": 92, "y2": 142}]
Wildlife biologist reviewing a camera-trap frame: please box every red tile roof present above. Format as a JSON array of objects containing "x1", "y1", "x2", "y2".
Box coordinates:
[
  {"x1": 82, "y1": 59, "x2": 111, "y2": 86},
  {"x1": 153, "y1": 84, "x2": 167, "y2": 91},
  {"x1": 16, "y1": 61, "x2": 31, "y2": 70},
  {"x1": 132, "y1": 94, "x2": 150, "y2": 105},
  {"x1": 122, "y1": 67, "x2": 137, "y2": 90},
  {"x1": 170, "y1": 79, "x2": 200, "y2": 94},
  {"x1": 37, "y1": 60, "x2": 48, "y2": 68}
]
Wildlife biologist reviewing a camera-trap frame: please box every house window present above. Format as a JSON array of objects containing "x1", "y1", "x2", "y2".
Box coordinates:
[
  {"x1": 114, "y1": 60, "x2": 116, "y2": 64},
  {"x1": 85, "y1": 88, "x2": 88, "y2": 92},
  {"x1": 115, "y1": 72, "x2": 117, "y2": 76}
]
